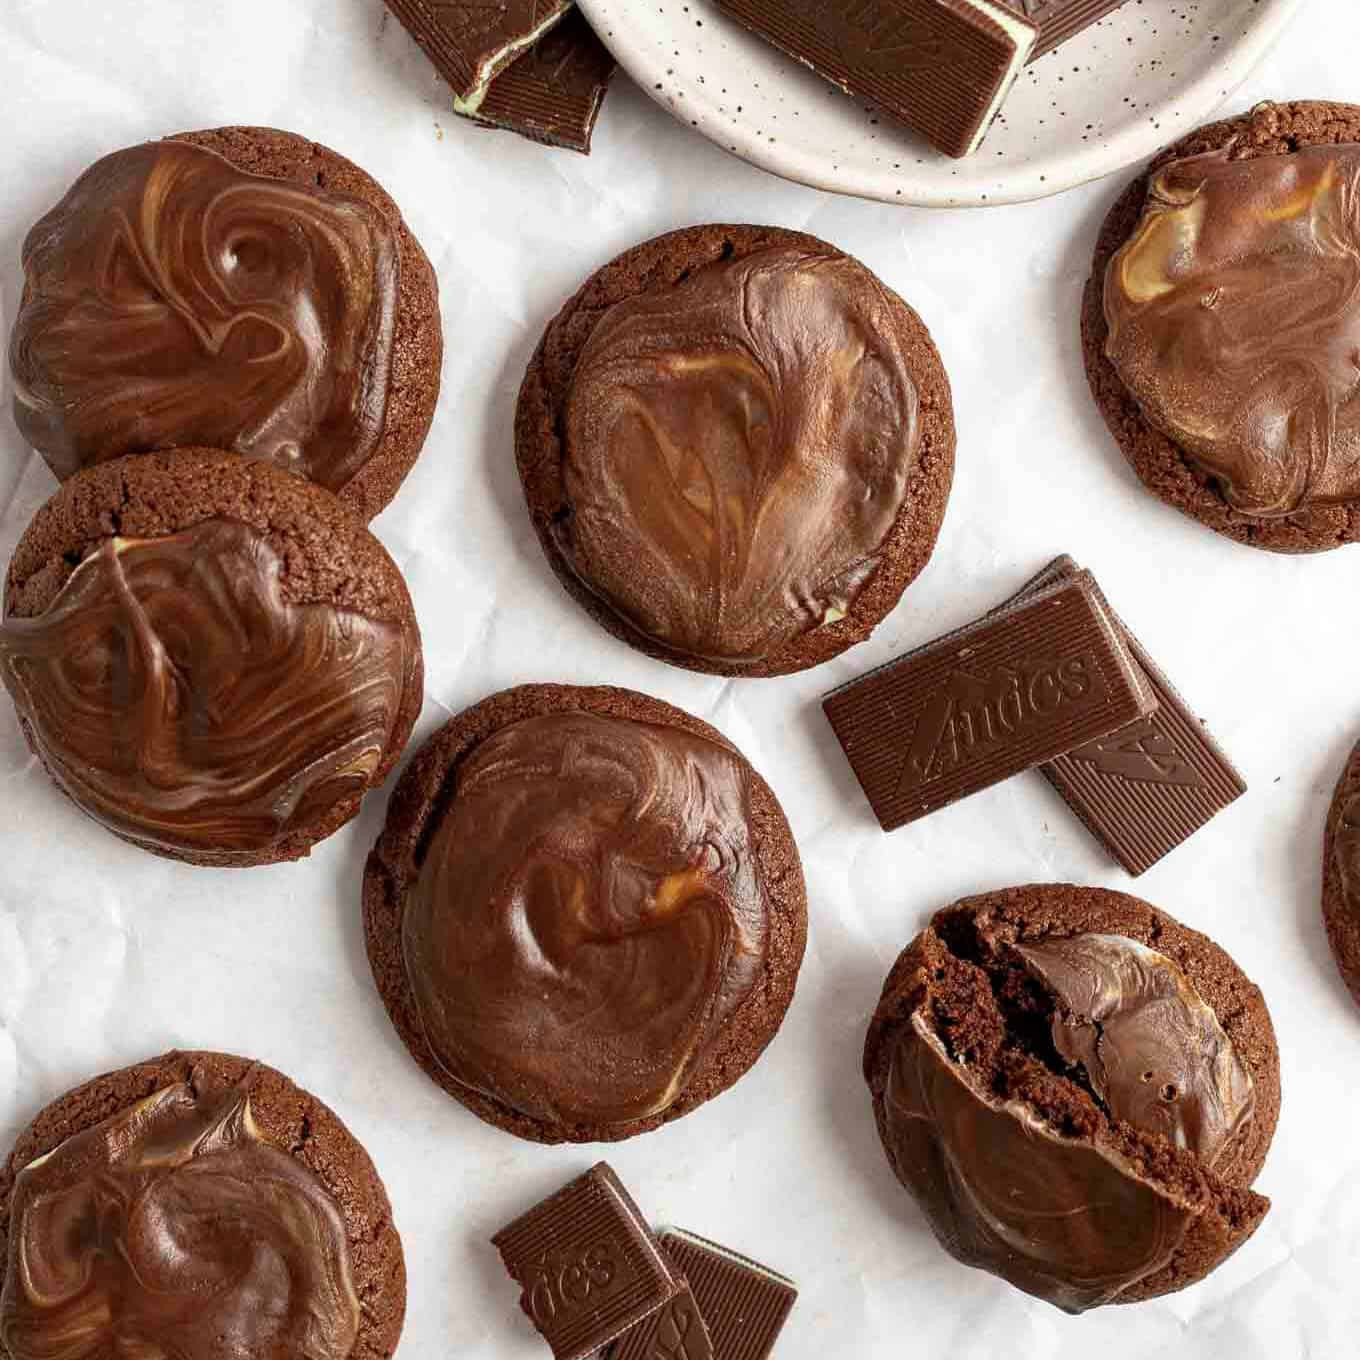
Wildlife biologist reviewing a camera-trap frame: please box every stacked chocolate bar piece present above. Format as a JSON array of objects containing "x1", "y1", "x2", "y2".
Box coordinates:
[
  {"x1": 385, "y1": 0, "x2": 618, "y2": 152},
  {"x1": 824, "y1": 556, "x2": 1246, "y2": 875},
  {"x1": 713, "y1": 0, "x2": 1138, "y2": 156},
  {"x1": 492, "y1": 1164, "x2": 798, "y2": 1360},
  {"x1": 387, "y1": 0, "x2": 1138, "y2": 161}
]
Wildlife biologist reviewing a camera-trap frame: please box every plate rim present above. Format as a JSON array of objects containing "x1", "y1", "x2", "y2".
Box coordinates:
[{"x1": 579, "y1": 0, "x2": 1308, "y2": 208}]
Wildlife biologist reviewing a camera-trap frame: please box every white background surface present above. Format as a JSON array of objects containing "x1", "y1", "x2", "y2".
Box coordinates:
[{"x1": 0, "y1": 2, "x2": 1356, "y2": 1357}]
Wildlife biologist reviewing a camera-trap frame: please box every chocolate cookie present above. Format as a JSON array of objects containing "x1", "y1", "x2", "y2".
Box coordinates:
[
  {"x1": 364, "y1": 682, "x2": 808, "y2": 1143},
  {"x1": 864, "y1": 885, "x2": 1280, "y2": 1312},
  {"x1": 9, "y1": 126, "x2": 442, "y2": 522},
  {"x1": 1322, "y1": 739, "x2": 1360, "y2": 1007},
  {"x1": 516, "y1": 225, "x2": 955, "y2": 676},
  {"x1": 0, "y1": 1050, "x2": 405, "y2": 1360},
  {"x1": 1084, "y1": 100, "x2": 1360, "y2": 552},
  {"x1": 0, "y1": 450, "x2": 424, "y2": 868}
]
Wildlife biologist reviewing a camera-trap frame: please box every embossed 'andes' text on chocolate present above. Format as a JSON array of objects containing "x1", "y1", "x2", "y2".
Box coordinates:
[
  {"x1": 824, "y1": 573, "x2": 1153, "y2": 830},
  {"x1": 899, "y1": 652, "x2": 1104, "y2": 791},
  {"x1": 493, "y1": 1164, "x2": 682, "y2": 1360}
]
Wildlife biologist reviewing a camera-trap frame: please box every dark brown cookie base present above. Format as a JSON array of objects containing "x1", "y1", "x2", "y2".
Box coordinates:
[
  {"x1": 1322, "y1": 741, "x2": 1360, "y2": 1008},
  {"x1": 864, "y1": 885, "x2": 1281, "y2": 1305},
  {"x1": 515, "y1": 224, "x2": 956, "y2": 676},
  {"x1": 166, "y1": 126, "x2": 442, "y2": 523},
  {"x1": 0, "y1": 1050, "x2": 405, "y2": 1360},
  {"x1": 1083, "y1": 100, "x2": 1360, "y2": 553},
  {"x1": 4, "y1": 450, "x2": 425, "y2": 868},
  {"x1": 363, "y1": 682, "x2": 809, "y2": 1143}
]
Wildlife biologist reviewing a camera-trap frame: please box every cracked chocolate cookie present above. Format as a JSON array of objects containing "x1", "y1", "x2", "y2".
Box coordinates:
[
  {"x1": 0, "y1": 450, "x2": 424, "y2": 868},
  {"x1": 1084, "y1": 100, "x2": 1360, "y2": 552},
  {"x1": 864, "y1": 884, "x2": 1280, "y2": 1312},
  {"x1": 364, "y1": 682, "x2": 808, "y2": 1143},
  {"x1": 10, "y1": 126, "x2": 442, "y2": 522},
  {"x1": 1323, "y1": 739, "x2": 1360, "y2": 1008},
  {"x1": 516, "y1": 224, "x2": 956, "y2": 676},
  {"x1": 0, "y1": 1049, "x2": 405, "y2": 1360}
]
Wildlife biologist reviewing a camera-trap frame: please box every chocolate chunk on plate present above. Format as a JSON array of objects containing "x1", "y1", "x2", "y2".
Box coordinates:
[
  {"x1": 1008, "y1": 557, "x2": 1247, "y2": 876},
  {"x1": 492, "y1": 1163, "x2": 682, "y2": 1360},
  {"x1": 823, "y1": 571, "x2": 1153, "y2": 831},
  {"x1": 386, "y1": 0, "x2": 572, "y2": 105},
  {"x1": 712, "y1": 0, "x2": 1040, "y2": 157},
  {"x1": 465, "y1": 8, "x2": 617, "y2": 152}
]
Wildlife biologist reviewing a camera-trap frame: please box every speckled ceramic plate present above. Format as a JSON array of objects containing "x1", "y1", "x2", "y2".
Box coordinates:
[{"x1": 578, "y1": 0, "x2": 1304, "y2": 207}]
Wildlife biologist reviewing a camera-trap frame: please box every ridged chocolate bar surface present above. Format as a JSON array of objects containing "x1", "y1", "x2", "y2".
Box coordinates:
[
  {"x1": 386, "y1": 0, "x2": 572, "y2": 102},
  {"x1": 617, "y1": 1231, "x2": 796, "y2": 1360},
  {"x1": 1013, "y1": 558, "x2": 1247, "y2": 875},
  {"x1": 823, "y1": 573, "x2": 1152, "y2": 830},
  {"x1": 712, "y1": 0, "x2": 1038, "y2": 158},
  {"x1": 492, "y1": 1163, "x2": 681, "y2": 1360},
  {"x1": 469, "y1": 8, "x2": 617, "y2": 152},
  {"x1": 1008, "y1": 0, "x2": 1133, "y2": 58},
  {"x1": 607, "y1": 1275, "x2": 714, "y2": 1360}
]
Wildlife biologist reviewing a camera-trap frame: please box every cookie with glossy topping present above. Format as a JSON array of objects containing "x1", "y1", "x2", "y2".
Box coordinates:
[
  {"x1": 864, "y1": 884, "x2": 1280, "y2": 1311},
  {"x1": 0, "y1": 1050, "x2": 405, "y2": 1360},
  {"x1": 363, "y1": 682, "x2": 808, "y2": 1143},
  {"x1": 516, "y1": 224, "x2": 955, "y2": 675},
  {"x1": 10, "y1": 126, "x2": 442, "y2": 522},
  {"x1": 0, "y1": 450, "x2": 424, "y2": 867},
  {"x1": 1083, "y1": 100, "x2": 1360, "y2": 552}
]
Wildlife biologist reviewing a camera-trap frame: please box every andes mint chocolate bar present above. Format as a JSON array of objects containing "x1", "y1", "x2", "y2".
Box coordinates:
[
  {"x1": 711, "y1": 0, "x2": 1039, "y2": 158},
  {"x1": 607, "y1": 1276, "x2": 714, "y2": 1360},
  {"x1": 385, "y1": 0, "x2": 572, "y2": 105},
  {"x1": 465, "y1": 8, "x2": 616, "y2": 153},
  {"x1": 668, "y1": 1231, "x2": 795, "y2": 1360},
  {"x1": 609, "y1": 1229, "x2": 796, "y2": 1360},
  {"x1": 823, "y1": 573, "x2": 1153, "y2": 831},
  {"x1": 492, "y1": 1163, "x2": 682, "y2": 1360},
  {"x1": 1011, "y1": 558, "x2": 1247, "y2": 876},
  {"x1": 1007, "y1": 0, "x2": 1133, "y2": 59}
]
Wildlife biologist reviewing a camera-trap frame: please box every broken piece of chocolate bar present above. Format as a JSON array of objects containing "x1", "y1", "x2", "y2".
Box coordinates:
[
  {"x1": 466, "y1": 8, "x2": 616, "y2": 152},
  {"x1": 386, "y1": 0, "x2": 572, "y2": 106},
  {"x1": 492, "y1": 1163, "x2": 683, "y2": 1360}
]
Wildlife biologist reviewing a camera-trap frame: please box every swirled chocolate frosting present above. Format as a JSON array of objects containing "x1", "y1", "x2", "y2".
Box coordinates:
[
  {"x1": 0, "y1": 1084, "x2": 360, "y2": 1360},
  {"x1": 559, "y1": 246, "x2": 921, "y2": 663},
  {"x1": 9, "y1": 140, "x2": 399, "y2": 490},
  {"x1": 1105, "y1": 144, "x2": 1360, "y2": 517},
  {"x1": 884, "y1": 1016, "x2": 1195, "y2": 1314},
  {"x1": 881, "y1": 934, "x2": 1254, "y2": 1312},
  {"x1": 1016, "y1": 934, "x2": 1255, "y2": 1165},
  {"x1": 402, "y1": 711, "x2": 768, "y2": 1125},
  {"x1": 0, "y1": 518, "x2": 406, "y2": 855}
]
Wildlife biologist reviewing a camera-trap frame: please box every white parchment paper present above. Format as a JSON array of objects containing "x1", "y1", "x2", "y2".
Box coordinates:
[{"x1": 0, "y1": 2, "x2": 1356, "y2": 1356}]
